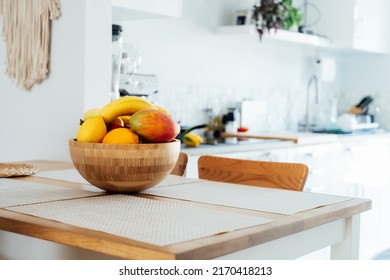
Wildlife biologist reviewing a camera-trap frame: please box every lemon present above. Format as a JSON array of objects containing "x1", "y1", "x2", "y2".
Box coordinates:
[
  {"x1": 183, "y1": 133, "x2": 203, "y2": 147},
  {"x1": 77, "y1": 116, "x2": 107, "y2": 143},
  {"x1": 102, "y1": 128, "x2": 139, "y2": 144}
]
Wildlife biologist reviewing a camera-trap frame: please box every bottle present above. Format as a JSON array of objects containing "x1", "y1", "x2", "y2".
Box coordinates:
[
  {"x1": 223, "y1": 111, "x2": 238, "y2": 144},
  {"x1": 111, "y1": 24, "x2": 123, "y2": 101}
]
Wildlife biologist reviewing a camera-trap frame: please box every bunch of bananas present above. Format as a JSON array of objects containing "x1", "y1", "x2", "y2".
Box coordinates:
[
  {"x1": 84, "y1": 96, "x2": 158, "y2": 124},
  {"x1": 183, "y1": 133, "x2": 203, "y2": 147}
]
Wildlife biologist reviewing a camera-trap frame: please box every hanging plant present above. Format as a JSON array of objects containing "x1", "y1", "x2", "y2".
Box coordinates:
[{"x1": 252, "y1": 0, "x2": 303, "y2": 40}]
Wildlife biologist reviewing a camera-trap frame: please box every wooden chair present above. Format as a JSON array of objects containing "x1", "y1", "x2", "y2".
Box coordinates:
[
  {"x1": 170, "y1": 152, "x2": 189, "y2": 176},
  {"x1": 197, "y1": 155, "x2": 308, "y2": 191}
]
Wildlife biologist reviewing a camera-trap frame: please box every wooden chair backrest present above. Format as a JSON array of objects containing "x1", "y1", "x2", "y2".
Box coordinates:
[
  {"x1": 170, "y1": 152, "x2": 189, "y2": 176},
  {"x1": 198, "y1": 155, "x2": 308, "y2": 191}
]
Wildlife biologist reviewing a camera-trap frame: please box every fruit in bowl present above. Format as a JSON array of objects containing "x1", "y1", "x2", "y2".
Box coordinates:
[{"x1": 70, "y1": 96, "x2": 181, "y2": 193}]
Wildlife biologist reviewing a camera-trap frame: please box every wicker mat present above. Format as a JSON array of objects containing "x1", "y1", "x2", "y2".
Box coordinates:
[
  {"x1": 6, "y1": 195, "x2": 273, "y2": 247},
  {"x1": 0, "y1": 163, "x2": 39, "y2": 178},
  {"x1": 142, "y1": 180, "x2": 352, "y2": 215},
  {"x1": 0, "y1": 178, "x2": 103, "y2": 208},
  {"x1": 33, "y1": 169, "x2": 201, "y2": 187}
]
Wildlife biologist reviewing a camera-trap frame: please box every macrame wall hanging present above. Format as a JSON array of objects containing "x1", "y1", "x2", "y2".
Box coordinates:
[{"x1": 0, "y1": 0, "x2": 61, "y2": 90}]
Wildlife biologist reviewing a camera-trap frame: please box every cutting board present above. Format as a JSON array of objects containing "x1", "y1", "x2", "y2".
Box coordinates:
[{"x1": 221, "y1": 131, "x2": 338, "y2": 144}]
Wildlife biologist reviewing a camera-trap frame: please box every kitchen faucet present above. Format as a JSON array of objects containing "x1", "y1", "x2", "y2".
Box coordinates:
[{"x1": 303, "y1": 75, "x2": 319, "y2": 131}]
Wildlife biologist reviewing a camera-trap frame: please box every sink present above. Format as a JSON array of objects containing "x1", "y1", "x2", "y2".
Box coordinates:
[
  {"x1": 312, "y1": 129, "x2": 352, "y2": 134},
  {"x1": 200, "y1": 138, "x2": 281, "y2": 147},
  {"x1": 313, "y1": 128, "x2": 382, "y2": 136}
]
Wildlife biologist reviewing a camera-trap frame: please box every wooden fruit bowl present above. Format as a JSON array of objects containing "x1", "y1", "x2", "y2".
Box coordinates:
[{"x1": 69, "y1": 139, "x2": 180, "y2": 193}]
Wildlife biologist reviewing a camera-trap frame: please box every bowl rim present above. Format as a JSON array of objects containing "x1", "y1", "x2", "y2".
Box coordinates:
[{"x1": 69, "y1": 138, "x2": 181, "y2": 147}]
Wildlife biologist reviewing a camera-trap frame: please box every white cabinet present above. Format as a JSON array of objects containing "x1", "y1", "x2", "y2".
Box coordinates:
[
  {"x1": 291, "y1": 142, "x2": 352, "y2": 194},
  {"x1": 185, "y1": 134, "x2": 390, "y2": 259},
  {"x1": 308, "y1": 0, "x2": 390, "y2": 54},
  {"x1": 293, "y1": 135, "x2": 390, "y2": 259},
  {"x1": 112, "y1": 0, "x2": 182, "y2": 21}
]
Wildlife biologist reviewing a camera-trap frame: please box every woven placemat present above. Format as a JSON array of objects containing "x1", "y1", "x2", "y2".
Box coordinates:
[
  {"x1": 0, "y1": 163, "x2": 39, "y2": 178},
  {"x1": 7, "y1": 195, "x2": 273, "y2": 246},
  {"x1": 34, "y1": 169, "x2": 201, "y2": 188},
  {"x1": 0, "y1": 178, "x2": 104, "y2": 208},
  {"x1": 142, "y1": 180, "x2": 352, "y2": 215}
]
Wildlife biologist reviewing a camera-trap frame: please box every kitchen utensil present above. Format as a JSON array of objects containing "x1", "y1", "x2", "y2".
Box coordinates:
[
  {"x1": 176, "y1": 124, "x2": 207, "y2": 141},
  {"x1": 220, "y1": 131, "x2": 338, "y2": 144},
  {"x1": 69, "y1": 139, "x2": 180, "y2": 193},
  {"x1": 348, "y1": 96, "x2": 374, "y2": 115}
]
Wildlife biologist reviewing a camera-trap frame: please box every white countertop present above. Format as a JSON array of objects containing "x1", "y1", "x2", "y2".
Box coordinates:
[{"x1": 181, "y1": 131, "x2": 390, "y2": 156}]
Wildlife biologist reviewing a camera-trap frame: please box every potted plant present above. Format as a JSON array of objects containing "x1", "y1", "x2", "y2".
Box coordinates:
[{"x1": 252, "y1": 0, "x2": 303, "y2": 40}]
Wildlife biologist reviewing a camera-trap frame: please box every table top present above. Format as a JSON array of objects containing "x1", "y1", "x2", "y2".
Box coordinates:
[{"x1": 0, "y1": 160, "x2": 372, "y2": 260}]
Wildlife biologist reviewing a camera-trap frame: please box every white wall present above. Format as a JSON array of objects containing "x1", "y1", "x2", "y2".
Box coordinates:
[
  {"x1": 0, "y1": 0, "x2": 111, "y2": 261},
  {"x1": 0, "y1": 0, "x2": 110, "y2": 162},
  {"x1": 116, "y1": 0, "x2": 341, "y2": 130}
]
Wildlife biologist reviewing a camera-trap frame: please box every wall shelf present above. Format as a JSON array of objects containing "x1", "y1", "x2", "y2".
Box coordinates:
[
  {"x1": 215, "y1": 25, "x2": 333, "y2": 49},
  {"x1": 112, "y1": 0, "x2": 182, "y2": 21}
]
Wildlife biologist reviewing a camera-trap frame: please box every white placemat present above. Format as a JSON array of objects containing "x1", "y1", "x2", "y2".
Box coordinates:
[
  {"x1": 142, "y1": 180, "x2": 352, "y2": 215},
  {"x1": 0, "y1": 178, "x2": 104, "y2": 208},
  {"x1": 7, "y1": 195, "x2": 273, "y2": 247},
  {"x1": 34, "y1": 169, "x2": 200, "y2": 188},
  {"x1": 156, "y1": 175, "x2": 204, "y2": 187},
  {"x1": 34, "y1": 169, "x2": 90, "y2": 185}
]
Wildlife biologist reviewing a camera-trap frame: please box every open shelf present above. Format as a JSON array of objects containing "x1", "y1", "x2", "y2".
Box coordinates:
[{"x1": 215, "y1": 25, "x2": 333, "y2": 49}]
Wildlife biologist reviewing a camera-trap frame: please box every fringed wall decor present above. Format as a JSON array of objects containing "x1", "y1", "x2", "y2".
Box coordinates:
[{"x1": 0, "y1": 0, "x2": 61, "y2": 90}]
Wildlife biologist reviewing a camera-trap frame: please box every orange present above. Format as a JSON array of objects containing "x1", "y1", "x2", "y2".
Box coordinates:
[{"x1": 102, "y1": 128, "x2": 139, "y2": 144}]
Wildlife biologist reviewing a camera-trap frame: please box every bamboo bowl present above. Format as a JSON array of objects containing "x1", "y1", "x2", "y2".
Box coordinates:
[{"x1": 69, "y1": 139, "x2": 180, "y2": 193}]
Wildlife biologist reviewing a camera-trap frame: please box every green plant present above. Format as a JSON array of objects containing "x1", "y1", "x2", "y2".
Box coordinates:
[{"x1": 252, "y1": 0, "x2": 303, "y2": 40}]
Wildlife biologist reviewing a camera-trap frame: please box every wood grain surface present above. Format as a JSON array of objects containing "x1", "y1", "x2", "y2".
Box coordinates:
[{"x1": 198, "y1": 155, "x2": 308, "y2": 191}]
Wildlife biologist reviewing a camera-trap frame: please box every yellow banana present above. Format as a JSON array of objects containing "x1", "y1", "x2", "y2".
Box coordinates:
[
  {"x1": 83, "y1": 107, "x2": 101, "y2": 120},
  {"x1": 183, "y1": 133, "x2": 203, "y2": 147},
  {"x1": 100, "y1": 96, "x2": 157, "y2": 124}
]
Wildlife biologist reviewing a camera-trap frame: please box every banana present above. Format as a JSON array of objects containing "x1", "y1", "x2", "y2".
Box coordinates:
[
  {"x1": 99, "y1": 96, "x2": 157, "y2": 124},
  {"x1": 183, "y1": 133, "x2": 203, "y2": 147},
  {"x1": 83, "y1": 107, "x2": 101, "y2": 120}
]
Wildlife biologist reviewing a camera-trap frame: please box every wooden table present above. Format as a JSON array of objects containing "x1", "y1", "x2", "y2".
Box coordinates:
[{"x1": 0, "y1": 160, "x2": 371, "y2": 260}]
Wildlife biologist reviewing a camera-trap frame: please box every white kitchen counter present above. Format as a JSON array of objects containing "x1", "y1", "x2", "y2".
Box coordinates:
[
  {"x1": 181, "y1": 131, "x2": 390, "y2": 156},
  {"x1": 181, "y1": 139, "x2": 294, "y2": 156}
]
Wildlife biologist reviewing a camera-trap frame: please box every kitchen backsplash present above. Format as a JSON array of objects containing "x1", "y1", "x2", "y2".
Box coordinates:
[
  {"x1": 152, "y1": 83, "x2": 388, "y2": 132},
  {"x1": 152, "y1": 83, "x2": 306, "y2": 131}
]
